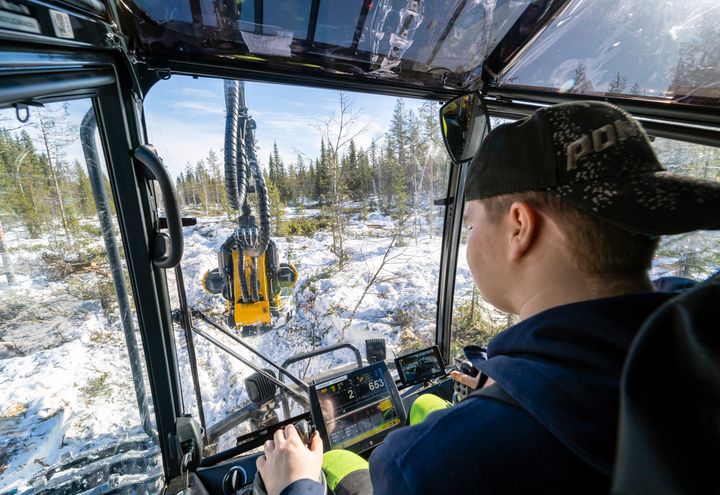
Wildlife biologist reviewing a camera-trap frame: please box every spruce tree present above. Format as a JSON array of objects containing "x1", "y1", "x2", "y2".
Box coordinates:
[
  {"x1": 206, "y1": 148, "x2": 223, "y2": 207},
  {"x1": 570, "y1": 63, "x2": 594, "y2": 93},
  {"x1": 608, "y1": 72, "x2": 628, "y2": 93}
]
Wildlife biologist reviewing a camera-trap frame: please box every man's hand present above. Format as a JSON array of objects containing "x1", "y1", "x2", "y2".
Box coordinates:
[
  {"x1": 256, "y1": 424, "x2": 324, "y2": 495},
  {"x1": 450, "y1": 369, "x2": 480, "y2": 389}
]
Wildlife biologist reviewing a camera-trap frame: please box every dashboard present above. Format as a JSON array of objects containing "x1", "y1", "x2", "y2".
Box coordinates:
[{"x1": 195, "y1": 347, "x2": 454, "y2": 493}]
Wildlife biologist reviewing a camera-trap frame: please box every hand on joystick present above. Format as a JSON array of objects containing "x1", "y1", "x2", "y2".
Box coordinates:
[{"x1": 256, "y1": 424, "x2": 323, "y2": 495}]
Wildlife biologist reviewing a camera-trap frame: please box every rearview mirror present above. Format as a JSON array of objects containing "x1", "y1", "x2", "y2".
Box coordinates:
[{"x1": 439, "y1": 93, "x2": 486, "y2": 163}]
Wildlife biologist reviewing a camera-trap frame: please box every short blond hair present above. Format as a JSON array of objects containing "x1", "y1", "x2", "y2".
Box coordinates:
[{"x1": 480, "y1": 191, "x2": 659, "y2": 275}]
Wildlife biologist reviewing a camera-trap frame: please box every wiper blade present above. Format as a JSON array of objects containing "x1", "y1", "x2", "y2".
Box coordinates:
[
  {"x1": 193, "y1": 309, "x2": 309, "y2": 392},
  {"x1": 190, "y1": 322, "x2": 309, "y2": 406}
]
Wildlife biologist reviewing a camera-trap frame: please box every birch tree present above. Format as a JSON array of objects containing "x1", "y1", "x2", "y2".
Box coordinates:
[{"x1": 313, "y1": 93, "x2": 367, "y2": 265}]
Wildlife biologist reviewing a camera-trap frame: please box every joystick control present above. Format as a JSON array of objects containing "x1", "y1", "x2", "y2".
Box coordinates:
[
  {"x1": 294, "y1": 419, "x2": 315, "y2": 447},
  {"x1": 252, "y1": 420, "x2": 326, "y2": 495},
  {"x1": 452, "y1": 360, "x2": 480, "y2": 403}
]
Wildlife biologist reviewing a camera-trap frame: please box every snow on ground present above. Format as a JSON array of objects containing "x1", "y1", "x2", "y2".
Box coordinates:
[
  {"x1": 167, "y1": 207, "x2": 449, "y2": 451},
  {"x1": 0, "y1": 207, "x2": 451, "y2": 490},
  {"x1": 1, "y1": 207, "x2": 718, "y2": 491},
  {"x1": 0, "y1": 234, "x2": 162, "y2": 493}
]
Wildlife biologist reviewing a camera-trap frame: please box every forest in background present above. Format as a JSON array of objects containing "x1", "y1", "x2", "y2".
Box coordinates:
[{"x1": 0, "y1": 105, "x2": 103, "y2": 242}]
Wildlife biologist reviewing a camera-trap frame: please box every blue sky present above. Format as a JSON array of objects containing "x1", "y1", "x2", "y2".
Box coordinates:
[
  {"x1": 143, "y1": 75, "x2": 429, "y2": 178},
  {"x1": 9, "y1": 76, "x2": 432, "y2": 185}
]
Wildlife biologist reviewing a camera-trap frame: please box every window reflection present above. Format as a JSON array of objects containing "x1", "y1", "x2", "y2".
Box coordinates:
[{"x1": 500, "y1": 0, "x2": 720, "y2": 105}]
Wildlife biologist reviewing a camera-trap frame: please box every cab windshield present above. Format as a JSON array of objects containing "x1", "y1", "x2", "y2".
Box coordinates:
[{"x1": 146, "y1": 76, "x2": 452, "y2": 453}]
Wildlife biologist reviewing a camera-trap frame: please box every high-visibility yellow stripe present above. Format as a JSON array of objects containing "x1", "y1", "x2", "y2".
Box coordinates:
[
  {"x1": 322, "y1": 450, "x2": 369, "y2": 490},
  {"x1": 409, "y1": 394, "x2": 450, "y2": 425}
]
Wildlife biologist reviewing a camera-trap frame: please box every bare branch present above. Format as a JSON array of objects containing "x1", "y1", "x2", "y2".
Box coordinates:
[{"x1": 339, "y1": 234, "x2": 398, "y2": 341}]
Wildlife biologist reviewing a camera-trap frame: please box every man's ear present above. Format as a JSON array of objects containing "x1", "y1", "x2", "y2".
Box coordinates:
[{"x1": 507, "y1": 201, "x2": 537, "y2": 261}]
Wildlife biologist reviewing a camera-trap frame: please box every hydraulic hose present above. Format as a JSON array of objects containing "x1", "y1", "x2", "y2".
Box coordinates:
[
  {"x1": 245, "y1": 120, "x2": 271, "y2": 257},
  {"x1": 234, "y1": 92, "x2": 249, "y2": 214},
  {"x1": 237, "y1": 245, "x2": 251, "y2": 303},
  {"x1": 250, "y1": 256, "x2": 259, "y2": 302},
  {"x1": 223, "y1": 80, "x2": 242, "y2": 210}
]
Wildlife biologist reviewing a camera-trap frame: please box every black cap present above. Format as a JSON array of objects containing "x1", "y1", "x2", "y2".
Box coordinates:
[{"x1": 464, "y1": 101, "x2": 720, "y2": 235}]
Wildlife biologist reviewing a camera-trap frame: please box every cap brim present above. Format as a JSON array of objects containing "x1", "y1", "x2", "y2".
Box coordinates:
[{"x1": 551, "y1": 172, "x2": 720, "y2": 236}]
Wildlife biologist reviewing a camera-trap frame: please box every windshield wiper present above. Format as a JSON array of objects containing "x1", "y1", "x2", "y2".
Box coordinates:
[{"x1": 192, "y1": 309, "x2": 309, "y2": 393}]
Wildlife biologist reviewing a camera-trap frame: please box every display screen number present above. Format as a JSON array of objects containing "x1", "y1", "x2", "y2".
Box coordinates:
[
  {"x1": 346, "y1": 378, "x2": 385, "y2": 400},
  {"x1": 368, "y1": 378, "x2": 384, "y2": 391}
]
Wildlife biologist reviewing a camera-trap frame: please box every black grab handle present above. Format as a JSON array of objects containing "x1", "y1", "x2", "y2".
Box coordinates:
[{"x1": 134, "y1": 145, "x2": 183, "y2": 269}]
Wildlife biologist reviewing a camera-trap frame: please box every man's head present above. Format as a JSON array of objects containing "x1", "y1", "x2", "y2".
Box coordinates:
[{"x1": 463, "y1": 101, "x2": 720, "y2": 315}]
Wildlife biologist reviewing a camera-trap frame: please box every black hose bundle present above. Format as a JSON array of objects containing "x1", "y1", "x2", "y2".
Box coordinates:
[
  {"x1": 243, "y1": 120, "x2": 271, "y2": 258},
  {"x1": 237, "y1": 246, "x2": 250, "y2": 302},
  {"x1": 223, "y1": 80, "x2": 248, "y2": 211},
  {"x1": 221, "y1": 79, "x2": 273, "y2": 305}
]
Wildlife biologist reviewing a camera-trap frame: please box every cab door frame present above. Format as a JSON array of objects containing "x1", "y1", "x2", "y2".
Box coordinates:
[{"x1": 0, "y1": 37, "x2": 186, "y2": 484}]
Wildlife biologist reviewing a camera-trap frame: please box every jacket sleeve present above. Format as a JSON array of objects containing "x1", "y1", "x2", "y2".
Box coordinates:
[
  {"x1": 368, "y1": 432, "x2": 415, "y2": 495},
  {"x1": 369, "y1": 452, "x2": 413, "y2": 495},
  {"x1": 279, "y1": 478, "x2": 325, "y2": 495}
]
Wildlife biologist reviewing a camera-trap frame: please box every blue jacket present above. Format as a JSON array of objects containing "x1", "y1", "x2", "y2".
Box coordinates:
[{"x1": 282, "y1": 292, "x2": 673, "y2": 495}]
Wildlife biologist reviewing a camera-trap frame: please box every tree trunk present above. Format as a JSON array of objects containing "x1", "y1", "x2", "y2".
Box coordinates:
[
  {"x1": 202, "y1": 182, "x2": 209, "y2": 215},
  {"x1": 27, "y1": 181, "x2": 42, "y2": 237},
  {"x1": 0, "y1": 218, "x2": 16, "y2": 284},
  {"x1": 428, "y1": 155, "x2": 435, "y2": 237},
  {"x1": 39, "y1": 115, "x2": 70, "y2": 235},
  {"x1": 331, "y1": 159, "x2": 344, "y2": 263}
]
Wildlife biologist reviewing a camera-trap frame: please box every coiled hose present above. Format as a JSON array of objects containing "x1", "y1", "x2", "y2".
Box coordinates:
[
  {"x1": 222, "y1": 79, "x2": 272, "y2": 303},
  {"x1": 245, "y1": 120, "x2": 271, "y2": 259},
  {"x1": 223, "y1": 80, "x2": 248, "y2": 210}
]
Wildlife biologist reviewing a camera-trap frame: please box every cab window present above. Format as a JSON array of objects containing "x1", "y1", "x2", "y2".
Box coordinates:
[
  {"x1": 0, "y1": 100, "x2": 161, "y2": 492},
  {"x1": 651, "y1": 138, "x2": 720, "y2": 281},
  {"x1": 449, "y1": 122, "x2": 720, "y2": 359},
  {"x1": 143, "y1": 76, "x2": 452, "y2": 453}
]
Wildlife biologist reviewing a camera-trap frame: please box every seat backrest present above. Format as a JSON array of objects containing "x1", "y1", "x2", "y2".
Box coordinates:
[{"x1": 612, "y1": 274, "x2": 720, "y2": 494}]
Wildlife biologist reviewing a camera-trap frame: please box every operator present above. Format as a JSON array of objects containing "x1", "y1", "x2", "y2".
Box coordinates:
[{"x1": 255, "y1": 101, "x2": 720, "y2": 495}]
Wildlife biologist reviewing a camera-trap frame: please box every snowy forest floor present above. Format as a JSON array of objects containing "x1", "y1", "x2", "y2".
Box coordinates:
[{"x1": 1, "y1": 205, "x2": 719, "y2": 493}]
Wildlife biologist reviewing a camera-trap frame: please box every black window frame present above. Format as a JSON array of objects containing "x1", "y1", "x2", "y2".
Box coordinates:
[{"x1": 0, "y1": 44, "x2": 186, "y2": 483}]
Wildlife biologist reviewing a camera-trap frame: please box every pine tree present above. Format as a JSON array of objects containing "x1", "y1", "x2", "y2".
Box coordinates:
[
  {"x1": 294, "y1": 153, "x2": 307, "y2": 205},
  {"x1": 195, "y1": 159, "x2": 210, "y2": 214},
  {"x1": 357, "y1": 148, "x2": 373, "y2": 199},
  {"x1": 35, "y1": 104, "x2": 78, "y2": 235},
  {"x1": 206, "y1": 148, "x2": 223, "y2": 207},
  {"x1": 73, "y1": 159, "x2": 94, "y2": 217},
  {"x1": 570, "y1": 63, "x2": 594, "y2": 94},
  {"x1": 343, "y1": 139, "x2": 360, "y2": 196},
  {"x1": 607, "y1": 72, "x2": 628, "y2": 94},
  {"x1": 386, "y1": 99, "x2": 411, "y2": 210},
  {"x1": 308, "y1": 160, "x2": 317, "y2": 202},
  {"x1": 271, "y1": 142, "x2": 290, "y2": 202},
  {"x1": 315, "y1": 140, "x2": 331, "y2": 203},
  {"x1": 184, "y1": 163, "x2": 198, "y2": 206},
  {"x1": 267, "y1": 179, "x2": 284, "y2": 236},
  {"x1": 268, "y1": 151, "x2": 277, "y2": 186},
  {"x1": 1, "y1": 129, "x2": 52, "y2": 237},
  {"x1": 417, "y1": 100, "x2": 446, "y2": 237}
]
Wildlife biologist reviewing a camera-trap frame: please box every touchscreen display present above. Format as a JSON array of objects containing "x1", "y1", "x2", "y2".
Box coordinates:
[
  {"x1": 315, "y1": 366, "x2": 401, "y2": 450},
  {"x1": 395, "y1": 346, "x2": 445, "y2": 386}
]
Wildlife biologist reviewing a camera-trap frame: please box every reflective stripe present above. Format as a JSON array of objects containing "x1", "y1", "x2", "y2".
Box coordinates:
[
  {"x1": 409, "y1": 394, "x2": 451, "y2": 425},
  {"x1": 322, "y1": 449, "x2": 369, "y2": 490}
]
